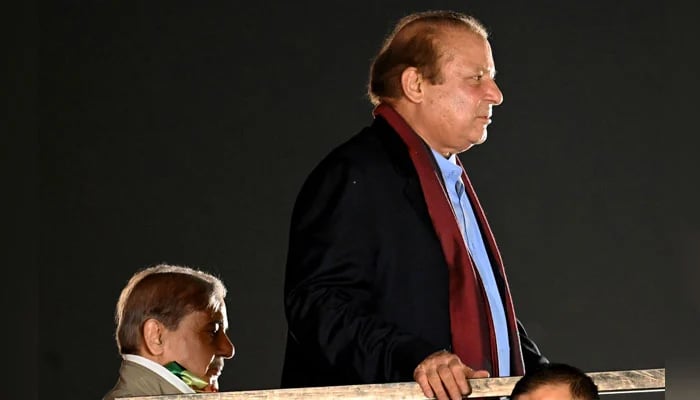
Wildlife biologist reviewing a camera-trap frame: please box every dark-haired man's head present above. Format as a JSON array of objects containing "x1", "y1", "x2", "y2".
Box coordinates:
[
  {"x1": 511, "y1": 363, "x2": 599, "y2": 400},
  {"x1": 115, "y1": 264, "x2": 235, "y2": 382}
]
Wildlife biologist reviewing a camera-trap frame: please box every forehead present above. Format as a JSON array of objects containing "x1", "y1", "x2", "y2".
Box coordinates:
[
  {"x1": 438, "y1": 28, "x2": 495, "y2": 71},
  {"x1": 181, "y1": 306, "x2": 229, "y2": 329}
]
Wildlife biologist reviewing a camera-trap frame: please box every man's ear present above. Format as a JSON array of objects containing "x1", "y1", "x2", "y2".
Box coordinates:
[
  {"x1": 400, "y1": 67, "x2": 424, "y2": 103},
  {"x1": 142, "y1": 318, "x2": 165, "y2": 356}
]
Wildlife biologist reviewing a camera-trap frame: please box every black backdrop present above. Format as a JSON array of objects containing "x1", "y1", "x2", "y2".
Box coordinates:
[{"x1": 10, "y1": 0, "x2": 694, "y2": 399}]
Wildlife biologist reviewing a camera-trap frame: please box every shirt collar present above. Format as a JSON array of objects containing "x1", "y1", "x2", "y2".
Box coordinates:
[{"x1": 430, "y1": 148, "x2": 462, "y2": 183}]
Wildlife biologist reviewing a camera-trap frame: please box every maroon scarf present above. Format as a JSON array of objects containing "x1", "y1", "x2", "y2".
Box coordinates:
[{"x1": 374, "y1": 103, "x2": 525, "y2": 376}]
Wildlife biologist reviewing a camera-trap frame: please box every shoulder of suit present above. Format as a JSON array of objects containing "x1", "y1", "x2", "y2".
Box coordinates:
[{"x1": 103, "y1": 360, "x2": 181, "y2": 399}]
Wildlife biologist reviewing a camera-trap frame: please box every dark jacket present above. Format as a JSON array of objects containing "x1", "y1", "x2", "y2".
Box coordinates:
[{"x1": 282, "y1": 116, "x2": 546, "y2": 388}]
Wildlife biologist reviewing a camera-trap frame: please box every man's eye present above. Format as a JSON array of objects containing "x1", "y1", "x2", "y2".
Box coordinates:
[{"x1": 473, "y1": 75, "x2": 483, "y2": 81}]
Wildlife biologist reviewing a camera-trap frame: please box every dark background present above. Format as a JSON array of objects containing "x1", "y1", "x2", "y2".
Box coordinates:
[{"x1": 7, "y1": 0, "x2": 696, "y2": 399}]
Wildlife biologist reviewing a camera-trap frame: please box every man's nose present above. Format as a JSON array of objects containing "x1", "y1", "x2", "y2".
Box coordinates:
[
  {"x1": 486, "y1": 79, "x2": 504, "y2": 106},
  {"x1": 218, "y1": 333, "x2": 235, "y2": 359}
]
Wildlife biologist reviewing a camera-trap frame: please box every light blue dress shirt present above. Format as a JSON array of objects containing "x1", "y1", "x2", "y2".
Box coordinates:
[{"x1": 431, "y1": 149, "x2": 510, "y2": 376}]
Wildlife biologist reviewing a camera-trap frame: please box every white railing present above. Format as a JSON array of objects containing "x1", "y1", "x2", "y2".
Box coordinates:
[{"x1": 120, "y1": 368, "x2": 665, "y2": 399}]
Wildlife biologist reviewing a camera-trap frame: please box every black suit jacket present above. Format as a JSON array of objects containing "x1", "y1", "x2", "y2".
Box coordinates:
[{"x1": 282, "y1": 116, "x2": 546, "y2": 388}]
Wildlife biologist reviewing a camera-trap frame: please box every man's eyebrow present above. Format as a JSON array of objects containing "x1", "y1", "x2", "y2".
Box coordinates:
[
  {"x1": 212, "y1": 318, "x2": 229, "y2": 330},
  {"x1": 468, "y1": 64, "x2": 497, "y2": 77}
]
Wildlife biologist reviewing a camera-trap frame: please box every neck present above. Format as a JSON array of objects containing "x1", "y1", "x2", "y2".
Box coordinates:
[{"x1": 387, "y1": 101, "x2": 453, "y2": 157}]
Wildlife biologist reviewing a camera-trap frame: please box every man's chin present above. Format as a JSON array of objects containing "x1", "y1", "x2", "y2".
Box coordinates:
[
  {"x1": 206, "y1": 358, "x2": 224, "y2": 379},
  {"x1": 476, "y1": 131, "x2": 488, "y2": 145},
  {"x1": 460, "y1": 133, "x2": 487, "y2": 152}
]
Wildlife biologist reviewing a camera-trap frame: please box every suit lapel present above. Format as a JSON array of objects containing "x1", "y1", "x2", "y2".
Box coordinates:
[
  {"x1": 403, "y1": 175, "x2": 434, "y2": 229},
  {"x1": 373, "y1": 116, "x2": 437, "y2": 231}
]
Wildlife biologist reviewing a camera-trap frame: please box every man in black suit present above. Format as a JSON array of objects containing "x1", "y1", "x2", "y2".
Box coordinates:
[{"x1": 282, "y1": 10, "x2": 547, "y2": 400}]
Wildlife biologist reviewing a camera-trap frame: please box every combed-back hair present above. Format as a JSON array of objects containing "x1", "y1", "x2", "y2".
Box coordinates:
[
  {"x1": 115, "y1": 264, "x2": 227, "y2": 354},
  {"x1": 368, "y1": 10, "x2": 488, "y2": 105}
]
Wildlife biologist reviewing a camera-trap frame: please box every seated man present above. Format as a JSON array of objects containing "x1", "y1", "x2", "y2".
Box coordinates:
[
  {"x1": 510, "y1": 363, "x2": 599, "y2": 400},
  {"x1": 103, "y1": 264, "x2": 235, "y2": 400}
]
